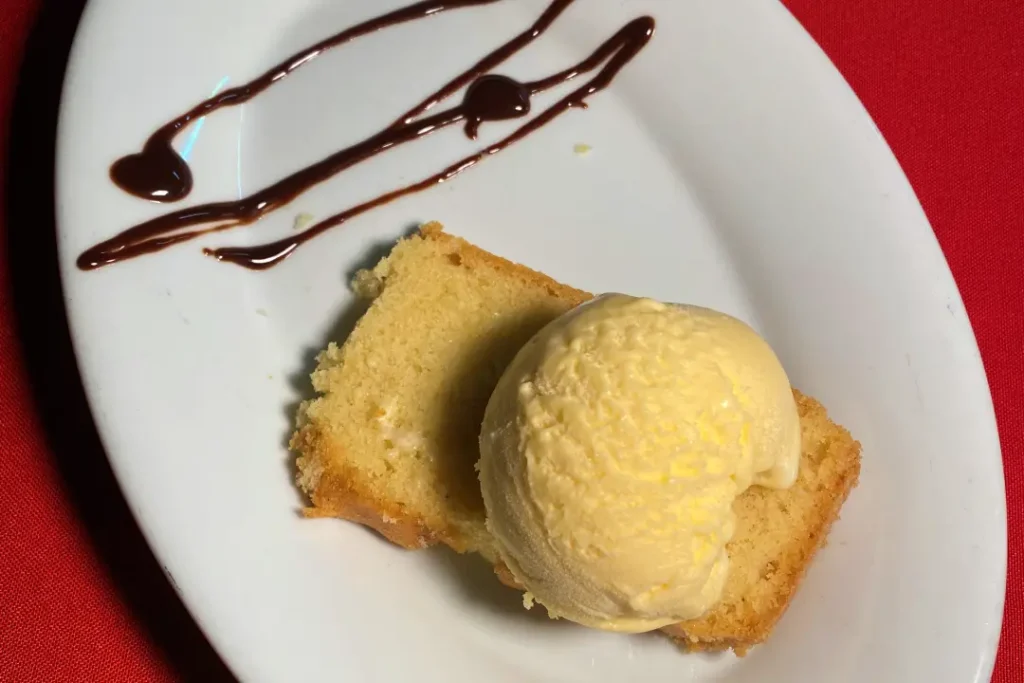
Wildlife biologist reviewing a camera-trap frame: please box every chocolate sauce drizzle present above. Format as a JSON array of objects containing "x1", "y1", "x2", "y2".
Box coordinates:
[
  {"x1": 79, "y1": 0, "x2": 654, "y2": 271},
  {"x1": 109, "y1": 0, "x2": 511, "y2": 203}
]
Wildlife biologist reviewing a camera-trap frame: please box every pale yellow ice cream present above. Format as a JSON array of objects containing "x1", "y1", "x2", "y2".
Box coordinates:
[{"x1": 477, "y1": 294, "x2": 800, "y2": 633}]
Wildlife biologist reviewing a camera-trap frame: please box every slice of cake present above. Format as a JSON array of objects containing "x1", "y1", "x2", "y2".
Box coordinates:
[{"x1": 291, "y1": 222, "x2": 860, "y2": 654}]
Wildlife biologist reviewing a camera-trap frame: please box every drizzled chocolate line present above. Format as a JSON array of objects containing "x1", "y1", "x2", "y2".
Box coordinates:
[
  {"x1": 79, "y1": 0, "x2": 654, "y2": 270},
  {"x1": 210, "y1": 19, "x2": 654, "y2": 270},
  {"x1": 109, "y1": 0, "x2": 513, "y2": 203}
]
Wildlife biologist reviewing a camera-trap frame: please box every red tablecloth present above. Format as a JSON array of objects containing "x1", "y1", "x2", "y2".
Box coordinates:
[{"x1": 0, "y1": 1, "x2": 1020, "y2": 681}]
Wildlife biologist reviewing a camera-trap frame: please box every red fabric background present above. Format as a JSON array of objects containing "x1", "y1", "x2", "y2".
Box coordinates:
[{"x1": 0, "y1": 1, "x2": 1020, "y2": 680}]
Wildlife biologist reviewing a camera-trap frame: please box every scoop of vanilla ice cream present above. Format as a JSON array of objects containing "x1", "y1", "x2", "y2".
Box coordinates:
[{"x1": 477, "y1": 294, "x2": 800, "y2": 633}]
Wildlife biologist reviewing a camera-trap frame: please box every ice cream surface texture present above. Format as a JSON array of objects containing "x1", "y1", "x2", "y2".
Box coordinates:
[{"x1": 477, "y1": 294, "x2": 801, "y2": 632}]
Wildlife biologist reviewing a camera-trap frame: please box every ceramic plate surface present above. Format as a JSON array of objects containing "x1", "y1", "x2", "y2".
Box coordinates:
[{"x1": 56, "y1": 1, "x2": 1005, "y2": 681}]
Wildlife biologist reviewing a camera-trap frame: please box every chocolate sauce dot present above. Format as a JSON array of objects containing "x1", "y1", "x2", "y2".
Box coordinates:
[
  {"x1": 110, "y1": 141, "x2": 193, "y2": 203},
  {"x1": 462, "y1": 74, "x2": 531, "y2": 138}
]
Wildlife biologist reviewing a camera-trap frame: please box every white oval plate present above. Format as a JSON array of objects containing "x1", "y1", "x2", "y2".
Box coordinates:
[{"x1": 56, "y1": 1, "x2": 1005, "y2": 681}]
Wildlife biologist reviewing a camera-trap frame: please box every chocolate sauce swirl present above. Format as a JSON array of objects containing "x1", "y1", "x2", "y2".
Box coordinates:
[
  {"x1": 109, "y1": 0, "x2": 496, "y2": 202},
  {"x1": 210, "y1": 19, "x2": 655, "y2": 270},
  {"x1": 79, "y1": 0, "x2": 654, "y2": 270},
  {"x1": 108, "y1": 0, "x2": 572, "y2": 203}
]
